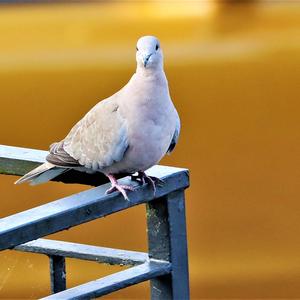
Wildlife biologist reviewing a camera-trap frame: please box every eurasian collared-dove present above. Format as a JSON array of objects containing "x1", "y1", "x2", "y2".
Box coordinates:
[{"x1": 15, "y1": 36, "x2": 180, "y2": 200}]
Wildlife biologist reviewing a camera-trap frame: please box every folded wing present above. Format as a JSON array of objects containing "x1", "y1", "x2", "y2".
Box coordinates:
[
  {"x1": 167, "y1": 109, "x2": 180, "y2": 154},
  {"x1": 59, "y1": 99, "x2": 129, "y2": 171}
]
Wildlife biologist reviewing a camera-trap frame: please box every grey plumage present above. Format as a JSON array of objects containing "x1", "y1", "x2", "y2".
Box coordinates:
[{"x1": 15, "y1": 36, "x2": 180, "y2": 199}]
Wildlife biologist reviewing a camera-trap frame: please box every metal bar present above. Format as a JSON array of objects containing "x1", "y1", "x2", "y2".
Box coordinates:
[
  {"x1": 49, "y1": 255, "x2": 66, "y2": 294},
  {"x1": 15, "y1": 238, "x2": 148, "y2": 266},
  {"x1": 0, "y1": 144, "x2": 110, "y2": 186},
  {"x1": 146, "y1": 190, "x2": 190, "y2": 300},
  {"x1": 0, "y1": 145, "x2": 48, "y2": 164},
  {"x1": 0, "y1": 144, "x2": 190, "y2": 297},
  {"x1": 146, "y1": 197, "x2": 173, "y2": 299},
  {"x1": 41, "y1": 260, "x2": 171, "y2": 300},
  {"x1": 167, "y1": 190, "x2": 190, "y2": 300},
  {"x1": 0, "y1": 165, "x2": 189, "y2": 251},
  {"x1": 0, "y1": 145, "x2": 47, "y2": 176}
]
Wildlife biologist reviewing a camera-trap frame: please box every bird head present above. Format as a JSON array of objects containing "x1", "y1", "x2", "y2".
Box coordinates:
[{"x1": 136, "y1": 36, "x2": 163, "y2": 70}]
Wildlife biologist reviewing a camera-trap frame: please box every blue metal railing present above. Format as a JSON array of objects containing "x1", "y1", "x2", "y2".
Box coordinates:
[{"x1": 0, "y1": 145, "x2": 190, "y2": 299}]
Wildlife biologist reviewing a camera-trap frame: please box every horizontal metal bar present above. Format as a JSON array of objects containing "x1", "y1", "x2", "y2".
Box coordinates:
[
  {"x1": 0, "y1": 144, "x2": 116, "y2": 186},
  {"x1": 15, "y1": 238, "x2": 148, "y2": 266},
  {"x1": 41, "y1": 260, "x2": 171, "y2": 300},
  {"x1": 0, "y1": 145, "x2": 47, "y2": 176},
  {"x1": 0, "y1": 164, "x2": 189, "y2": 251},
  {"x1": 0, "y1": 145, "x2": 48, "y2": 163}
]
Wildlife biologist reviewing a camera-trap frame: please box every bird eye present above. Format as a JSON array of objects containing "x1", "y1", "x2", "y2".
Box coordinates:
[
  {"x1": 156, "y1": 44, "x2": 159, "y2": 51},
  {"x1": 136, "y1": 47, "x2": 139, "y2": 51}
]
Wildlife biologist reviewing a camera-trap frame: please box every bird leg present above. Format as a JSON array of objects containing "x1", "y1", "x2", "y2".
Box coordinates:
[
  {"x1": 131, "y1": 171, "x2": 164, "y2": 195},
  {"x1": 105, "y1": 174, "x2": 134, "y2": 201},
  {"x1": 131, "y1": 172, "x2": 146, "y2": 185}
]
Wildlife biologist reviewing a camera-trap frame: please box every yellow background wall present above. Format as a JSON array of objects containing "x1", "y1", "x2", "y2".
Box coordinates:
[{"x1": 0, "y1": 1, "x2": 300, "y2": 298}]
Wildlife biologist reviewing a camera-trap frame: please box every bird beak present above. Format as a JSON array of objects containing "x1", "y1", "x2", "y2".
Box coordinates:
[{"x1": 142, "y1": 54, "x2": 152, "y2": 67}]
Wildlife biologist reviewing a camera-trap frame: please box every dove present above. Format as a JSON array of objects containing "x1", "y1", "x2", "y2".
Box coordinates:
[{"x1": 15, "y1": 35, "x2": 180, "y2": 200}]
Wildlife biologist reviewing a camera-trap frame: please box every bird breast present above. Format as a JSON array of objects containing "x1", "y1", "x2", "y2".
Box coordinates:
[{"x1": 104, "y1": 73, "x2": 177, "y2": 174}]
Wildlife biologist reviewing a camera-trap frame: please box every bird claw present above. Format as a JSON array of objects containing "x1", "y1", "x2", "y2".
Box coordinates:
[
  {"x1": 131, "y1": 174, "x2": 146, "y2": 185},
  {"x1": 106, "y1": 172, "x2": 164, "y2": 201},
  {"x1": 148, "y1": 176, "x2": 165, "y2": 187},
  {"x1": 131, "y1": 172, "x2": 164, "y2": 195},
  {"x1": 105, "y1": 184, "x2": 134, "y2": 201},
  {"x1": 106, "y1": 174, "x2": 134, "y2": 201}
]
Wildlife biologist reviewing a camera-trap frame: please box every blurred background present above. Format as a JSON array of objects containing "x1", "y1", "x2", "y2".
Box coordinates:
[{"x1": 0, "y1": 0, "x2": 300, "y2": 298}]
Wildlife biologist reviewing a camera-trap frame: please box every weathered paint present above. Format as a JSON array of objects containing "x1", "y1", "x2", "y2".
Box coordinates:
[
  {"x1": 15, "y1": 238, "x2": 148, "y2": 266},
  {"x1": 0, "y1": 145, "x2": 190, "y2": 299},
  {"x1": 42, "y1": 261, "x2": 171, "y2": 300}
]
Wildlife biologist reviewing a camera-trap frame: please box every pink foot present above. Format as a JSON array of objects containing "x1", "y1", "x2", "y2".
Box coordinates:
[{"x1": 105, "y1": 174, "x2": 134, "y2": 200}]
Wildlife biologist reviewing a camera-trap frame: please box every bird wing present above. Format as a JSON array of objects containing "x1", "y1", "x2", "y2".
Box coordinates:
[
  {"x1": 46, "y1": 141, "x2": 80, "y2": 167},
  {"x1": 167, "y1": 109, "x2": 180, "y2": 154},
  {"x1": 60, "y1": 97, "x2": 128, "y2": 171}
]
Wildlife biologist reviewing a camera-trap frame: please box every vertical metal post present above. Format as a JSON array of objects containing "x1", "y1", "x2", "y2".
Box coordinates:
[
  {"x1": 147, "y1": 195, "x2": 172, "y2": 299},
  {"x1": 49, "y1": 255, "x2": 66, "y2": 294},
  {"x1": 146, "y1": 190, "x2": 190, "y2": 300},
  {"x1": 167, "y1": 190, "x2": 190, "y2": 299}
]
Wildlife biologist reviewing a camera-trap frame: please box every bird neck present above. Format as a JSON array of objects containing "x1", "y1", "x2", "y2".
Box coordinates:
[
  {"x1": 136, "y1": 64, "x2": 164, "y2": 78},
  {"x1": 134, "y1": 68, "x2": 168, "y2": 90}
]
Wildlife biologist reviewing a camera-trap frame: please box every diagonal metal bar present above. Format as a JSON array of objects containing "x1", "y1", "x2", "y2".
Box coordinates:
[
  {"x1": 0, "y1": 144, "x2": 190, "y2": 298},
  {"x1": 41, "y1": 260, "x2": 171, "y2": 300},
  {"x1": 15, "y1": 238, "x2": 148, "y2": 266},
  {"x1": 0, "y1": 164, "x2": 189, "y2": 251}
]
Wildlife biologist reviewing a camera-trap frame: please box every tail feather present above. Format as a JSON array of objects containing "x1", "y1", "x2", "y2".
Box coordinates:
[{"x1": 14, "y1": 162, "x2": 68, "y2": 185}]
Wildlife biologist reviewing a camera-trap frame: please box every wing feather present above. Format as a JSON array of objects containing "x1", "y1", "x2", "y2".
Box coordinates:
[
  {"x1": 63, "y1": 98, "x2": 128, "y2": 171},
  {"x1": 46, "y1": 141, "x2": 80, "y2": 167},
  {"x1": 167, "y1": 110, "x2": 180, "y2": 154}
]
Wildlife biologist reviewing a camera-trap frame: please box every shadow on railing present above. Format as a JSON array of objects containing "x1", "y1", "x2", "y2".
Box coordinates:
[{"x1": 0, "y1": 144, "x2": 190, "y2": 299}]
